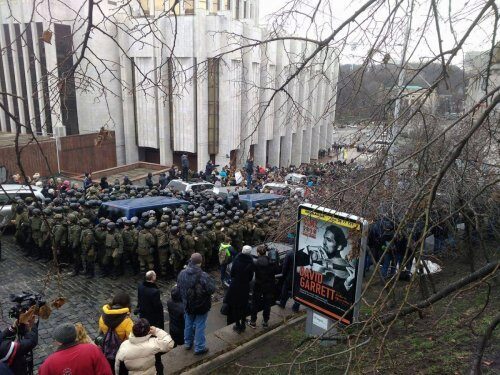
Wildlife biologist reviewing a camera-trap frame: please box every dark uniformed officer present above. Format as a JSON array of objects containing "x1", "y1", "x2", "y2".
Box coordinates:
[
  {"x1": 30, "y1": 208, "x2": 43, "y2": 258},
  {"x1": 68, "y1": 214, "x2": 82, "y2": 276},
  {"x1": 155, "y1": 222, "x2": 169, "y2": 278},
  {"x1": 168, "y1": 226, "x2": 183, "y2": 276},
  {"x1": 102, "y1": 222, "x2": 124, "y2": 278},
  {"x1": 122, "y1": 220, "x2": 138, "y2": 274},
  {"x1": 80, "y1": 218, "x2": 96, "y2": 278},
  {"x1": 137, "y1": 222, "x2": 155, "y2": 272}
]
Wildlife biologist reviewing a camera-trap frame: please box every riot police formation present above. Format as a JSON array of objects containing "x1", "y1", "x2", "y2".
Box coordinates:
[{"x1": 9, "y1": 182, "x2": 282, "y2": 280}]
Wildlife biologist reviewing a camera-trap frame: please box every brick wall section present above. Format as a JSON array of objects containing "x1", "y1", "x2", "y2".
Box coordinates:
[{"x1": 0, "y1": 132, "x2": 117, "y2": 178}]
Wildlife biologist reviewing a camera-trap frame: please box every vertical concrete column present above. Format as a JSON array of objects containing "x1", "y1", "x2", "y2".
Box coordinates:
[
  {"x1": 43, "y1": 21, "x2": 63, "y2": 132},
  {"x1": 280, "y1": 128, "x2": 292, "y2": 167},
  {"x1": 291, "y1": 128, "x2": 303, "y2": 166},
  {"x1": 302, "y1": 125, "x2": 311, "y2": 164},
  {"x1": 310, "y1": 125, "x2": 319, "y2": 159},
  {"x1": 31, "y1": 21, "x2": 47, "y2": 135},
  {"x1": 158, "y1": 60, "x2": 173, "y2": 166},
  {"x1": 119, "y1": 55, "x2": 139, "y2": 164},
  {"x1": 0, "y1": 4, "x2": 15, "y2": 132},
  {"x1": 8, "y1": 21, "x2": 26, "y2": 133},
  {"x1": 326, "y1": 124, "x2": 333, "y2": 149}
]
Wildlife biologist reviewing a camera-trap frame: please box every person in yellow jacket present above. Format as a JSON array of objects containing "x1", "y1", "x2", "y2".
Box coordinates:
[{"x1": 98, "y1": 292, "x2": 134, "y2": 342}]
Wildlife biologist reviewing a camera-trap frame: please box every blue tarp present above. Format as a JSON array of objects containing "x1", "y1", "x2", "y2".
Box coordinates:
[
  {"x1": 99, "y1": 197, "x2": 189, "y2": 219},
  {"x1": 238, "y1": 193, "x2": 286, "y2": 208}
]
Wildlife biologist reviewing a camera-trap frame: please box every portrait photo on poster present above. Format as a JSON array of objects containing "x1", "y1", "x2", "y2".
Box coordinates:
[{"x1": 293, "y1": 205, "x2": 366, "y2": 325}]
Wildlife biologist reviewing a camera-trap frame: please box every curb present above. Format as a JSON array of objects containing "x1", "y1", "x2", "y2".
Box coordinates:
[{"x1": 183, "y1": 314, "x2": 307, "y2": 375}]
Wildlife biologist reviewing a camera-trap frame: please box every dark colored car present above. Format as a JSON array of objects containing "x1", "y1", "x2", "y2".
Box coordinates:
[
  {"x1": 98, "y1": 196, "x2": 189, "y2": 220},
  {"x1": 238, "y1": 193, "x2": 286, "y2": 209}
]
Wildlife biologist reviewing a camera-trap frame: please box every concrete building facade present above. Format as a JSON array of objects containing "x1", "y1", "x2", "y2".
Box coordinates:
[{"x1": 0, "y1": 0, "x2": 339, "y2": 170}]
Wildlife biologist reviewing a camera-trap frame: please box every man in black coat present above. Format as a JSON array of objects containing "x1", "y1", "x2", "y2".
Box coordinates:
[
  {"x1": 249, "y1": 245, "x2": 275, "y2": 328},
  {"x1": 166, "y1": 286, "x2": 185, "y2": 347},
  {"x1": 224, "y1": 246, "x2": 255, "y2": 333},
  {"x1": 278, "y1": 249, "x2": 300, "y2": 312},
  {"x1": 136, "y1": 270, "x2": 165, "y2": 374},
  {"x1": 136, "y1": 270, "x2": 164, "y2": 329}
]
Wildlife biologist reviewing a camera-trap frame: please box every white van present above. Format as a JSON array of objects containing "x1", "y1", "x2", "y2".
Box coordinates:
[{"x1": 0, "y1": 185, "x2": 45, "y2": 228}]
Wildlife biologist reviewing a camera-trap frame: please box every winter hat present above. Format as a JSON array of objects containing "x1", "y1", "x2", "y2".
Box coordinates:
[
  {"x1": 53, "y1": 323, "x2": 77, "y2": 344},
  {"x1": 242, "y1": 245, "x2": 252, "y2": 255},
  {"x1": 133, "y1": 318, "x2": 151, "y2": 337}
]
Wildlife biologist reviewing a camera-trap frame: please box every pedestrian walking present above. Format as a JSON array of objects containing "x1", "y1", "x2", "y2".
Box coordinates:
[
  {"x1": 114, "y1": 318, "x2": 174, "y2": 375},
  {"x1": 177, "y1": 253, "x2": 215, "y2": 355},
  {"x1": 224, "y1": 245, "x2": 254, "y2": 333}
]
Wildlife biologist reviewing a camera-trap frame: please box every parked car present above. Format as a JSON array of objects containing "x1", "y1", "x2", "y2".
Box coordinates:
[
  {"x1": 98, "y1": 196, "x2": 189, "y2": 220},
  {"x1": 285, "y1": 173, "x2": 307, "y2": 185},
  {"x1": 166, "y1": 179, "x2": 215, "y2": 193},
  {"x1": 262, "y1": 182, "x2": 305, "y2": 197},
  {"x1": 238, "y1": 193, "x2": 286, "y2": 209},
  {"x1": 0, "y1": 185, "x2": 45, "y2": 228}
]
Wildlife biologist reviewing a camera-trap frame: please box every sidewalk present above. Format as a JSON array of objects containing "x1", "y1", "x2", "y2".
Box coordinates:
[{"x1": 162, "y1": 300, "x2": 300, "y2": 374}]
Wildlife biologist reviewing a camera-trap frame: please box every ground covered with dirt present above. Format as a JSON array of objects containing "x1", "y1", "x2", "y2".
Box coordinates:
[{"x1": 217, "y1": 252, "x2": 499, "y2": 374}]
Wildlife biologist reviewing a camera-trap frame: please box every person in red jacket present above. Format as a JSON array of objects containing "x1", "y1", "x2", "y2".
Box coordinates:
[{"x1": 39, "y1": 323, "x2": 112, "y2": 375}]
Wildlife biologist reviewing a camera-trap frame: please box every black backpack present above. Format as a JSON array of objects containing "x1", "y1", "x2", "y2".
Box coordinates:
[
  {"x1": 101, "y1": 329, "x2": 122, "y2": 362},
  {"x1": 185, "y1": 273, "x2": 211, "y2": 315}
]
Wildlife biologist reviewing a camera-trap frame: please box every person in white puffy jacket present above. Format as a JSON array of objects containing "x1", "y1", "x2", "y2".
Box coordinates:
[{"x1": 115, "y1": 318, "x2": 174, "y2": 375}]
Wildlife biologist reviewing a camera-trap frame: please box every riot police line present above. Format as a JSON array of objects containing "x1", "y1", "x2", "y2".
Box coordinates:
[{"x1": 9, "y1": 186, "x2": 281, "y2": 280}]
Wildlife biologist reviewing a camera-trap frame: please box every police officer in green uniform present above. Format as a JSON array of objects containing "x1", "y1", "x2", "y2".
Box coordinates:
[
  {"x1": 79, "y1": 218, "x2": 96, "y2": 278},
  {"x1": 122, "y1": 220, "x2": 138, "y2": 274},
  {"x1": 193, "y1": 226, "x2": 208, "y2": 266},
  {"x1": 252, "y1": 218, "x2": 267, "y2": 244},
  {"x1": 102, "y1": 222, "x2": 124, "y2": 278},
  {"x1": 30, "y1": 208, "x2": 43, "y2": 259},
  {"x1": 204, "y1": 220, "x2": 218, "y2": 267},
  {"x1": 40, "y1": 208, "x2": 53, "y2": 261},
  {"x1": 68, "y1": 214, "x2": 83, "y2": 276},
  {"x1": 168, "y1": 226, "x2": 184, "y2": 276},
  {"x1": 137, "y1": 222, "x2": 156, "y2": 272},
  {"x1": 155, "y1": 222, "x2": 169, "y2": 278},
  {"x1": 14, "y1": 203, "x2": 30, "y2": 250},
  {"x1": 52, "y1": 213, "x2": 68, "y2": 265},
  {"x1": 94, "y1": 220, "x2": 107, "y2": 271},
  {"x1": 181, "y1": 224, "x2": 196, "y2": 259}
]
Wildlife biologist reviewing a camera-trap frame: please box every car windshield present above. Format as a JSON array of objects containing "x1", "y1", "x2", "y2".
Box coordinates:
[{"x1": 191, "y1": 184, "x2": 213, "y2": 193}]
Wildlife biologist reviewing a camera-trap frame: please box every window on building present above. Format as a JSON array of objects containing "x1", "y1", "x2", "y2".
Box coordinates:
[
  {"x1": 207, "y1": 58, "x2": 219, "y2": 155},
  {"x1": 243, "y1": 0, "x2": 247, "y2": 18},
  {"x1": 224, "y1": 0, "x2": 230, "y2": 10},
  {"x1": 210, "y1": 0, "x2": 219, "y2": 13},
  {"x1": 185, "y1": 0, "x2": 194, "y2": 14},
  {"x1": 198, "y1": 0, "x2": 207, "y2": 10},
  {"x1": 168, "y1": 0, "x2": 180, "y2": 14},
  {"x1": 140, "y1": 0, "x2": 150, "y2": 15},
  {"x1": 155, "y1": 0, "x2": 164, "y2": 11}
]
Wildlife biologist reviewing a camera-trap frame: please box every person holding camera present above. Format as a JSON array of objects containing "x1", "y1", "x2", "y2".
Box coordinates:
[{"x1": 0, "y1": 315, "x2": 38, "y2": 375}]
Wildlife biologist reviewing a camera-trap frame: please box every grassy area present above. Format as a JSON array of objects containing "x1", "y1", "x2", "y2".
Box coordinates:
[{"x1": 216, "y1": 255, "x2": 499, "y2": 374}]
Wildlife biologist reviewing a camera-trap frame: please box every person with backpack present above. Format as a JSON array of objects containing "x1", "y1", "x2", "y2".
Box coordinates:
[
  {"x1": 114, "y1": 318, "x2": 174, "y2": 375},
  {"x1": 98, "y1": 292, "x2": 134, "y2": 372},
  {"x1": 218, "y1": 236, "x2": 236, "y2": 285},
  {"x1": 177, "y1": 253, "x2": 215, "y2": 355},
  {"x1": 39, "y1": 323, "x2": 112, "y2": 375},
  {"x1": 248, "y1": 245, "x2": 276, "y2": 329},
  {"x1": 224, "y1": 245, "x2": 255, "y2": 333}
]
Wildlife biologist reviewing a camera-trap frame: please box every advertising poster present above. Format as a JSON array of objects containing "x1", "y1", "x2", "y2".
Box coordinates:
[{"x1": 293, "y1": 204, "x2": 367, "y2": 325}]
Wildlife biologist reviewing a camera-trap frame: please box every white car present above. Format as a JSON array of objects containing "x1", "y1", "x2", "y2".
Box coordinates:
[
  {"x1": 284, "y1": 173, "x2": 307, "y2": 185},
  {"x1": 166, "y1": 179, "x2": 215, "y2": 194},
  {"x1": 261, "y1": 182, "x2": 305, "y2": 197},
  {"x1": 0, "y1": 185, "x2": 45, "y2": 228}
]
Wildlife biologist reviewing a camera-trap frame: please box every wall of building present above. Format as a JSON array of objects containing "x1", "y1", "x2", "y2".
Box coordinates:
[
  {"x1": 0, "y1": 0, "x2": 339, "y2": 172},
  {"x1": 0, "y1": 131, "x2": 117, "y2": 178}
]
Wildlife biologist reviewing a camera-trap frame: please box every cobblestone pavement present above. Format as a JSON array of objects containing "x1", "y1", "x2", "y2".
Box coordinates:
[{"x1": 0, "y1": 235, "x2": 224, "y2": 367}]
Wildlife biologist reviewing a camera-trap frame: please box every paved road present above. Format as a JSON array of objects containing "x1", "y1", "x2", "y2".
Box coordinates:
[{"x1": 0, "y1": 235, "x2": 225, "y2": 367}]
